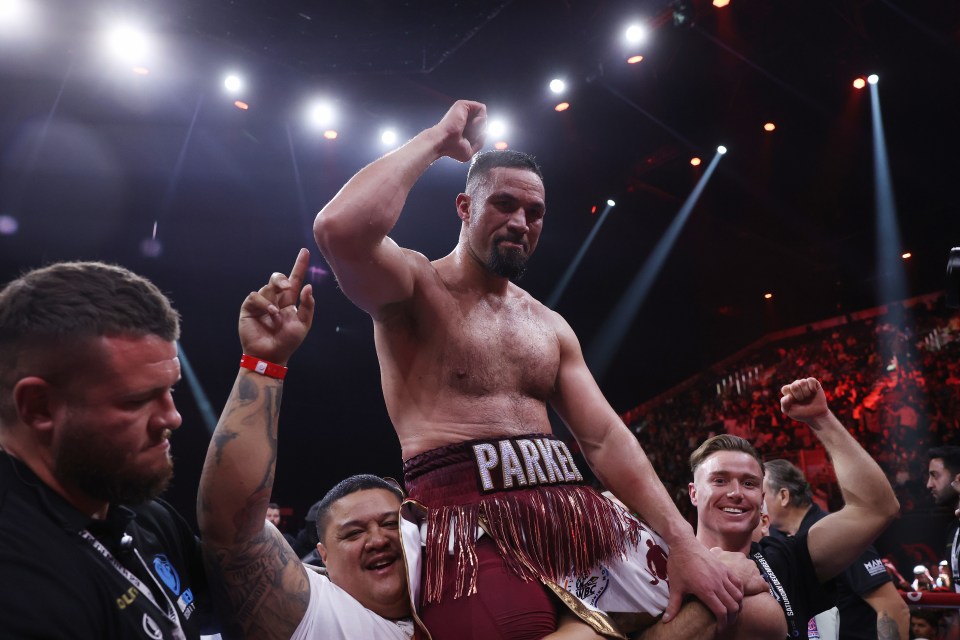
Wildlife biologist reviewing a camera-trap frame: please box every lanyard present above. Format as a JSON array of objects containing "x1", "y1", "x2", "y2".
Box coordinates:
[
  {"x1": 78, "y1": 529, "x2": 187, "y2": 640},
  {"x1": 952, "y1": 524, "x2": 959, "y2": 593},
  {"x1": 752, "y1": 550, "x2": 799, "y2": 640}
]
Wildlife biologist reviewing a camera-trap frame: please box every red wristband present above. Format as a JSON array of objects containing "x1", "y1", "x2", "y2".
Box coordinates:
[{"x1": 239, "y1": 354, "x2": 288, "y2": 380}]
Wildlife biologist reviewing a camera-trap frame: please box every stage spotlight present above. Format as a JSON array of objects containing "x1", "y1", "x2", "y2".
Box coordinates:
[
  {"x1": 494, "y1": 141, "x2": 509, "y2": 150},
  {"x1": 717, "y1": 145, "x2": 727, "y2": 154},
  {"x1": 0, "y1": 0, "x2": 30, "y2": 30},
  {"x1": 712, "y1": 0, "x2": 730, "y2": 7},
  {"x1": 901, "y1": 252, "x2": 912, "y2": 260},
  {"x1": 627, "y1": 55, "x2": 644, "y2": 64},
  {"x1": 234, "y1": 100, "x2": 249, "y2": 110},
  {"x1": 867, "y1": 74, "x2": 879, "y2": 85},
  {"x1": 764, "y1": 292, "x2": 773, "y2": 300},
  {"x1": 554, "y1": 102, "x2": 570, "y2": 112},
  {"x1": 690, "y1": 157, "x2": 701, "y2": 166},
  {"x1": 223, "y1": 74, "x2": 242, "y2": 93},
  {"x1": 624, "y1": 24, "x2": 648, "y2": 44},
  {"x1": 549, "y1": 78, "x2": 566, "y2": 94},
  {"x1": 308, "y1": 101, "x2": 336, "y2": 128},
  {"x1": 381, "y1": 129, "x2": 398, "y2": 146},
  {"x1": 763, "y1": 122, "x2": 775, "y2": 132},
  {"x1": 487, "y1": 119, "x2": 508, "y2": 139},
  {"x1": 852, "y1": 77, "x2": 866, "y2": 90},
  {"x1": 105, "y1": 24, "x2": 151, "y2": 63},
  {"x1": 323, "y1": 130, "x2": 338, "y2": 140},
  {"x1": 607, "y1": 199, "x2": 616, "y2": 207}
]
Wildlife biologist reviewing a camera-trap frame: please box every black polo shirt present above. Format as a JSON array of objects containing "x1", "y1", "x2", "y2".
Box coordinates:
[
  {"x1": 752, "y1": 532, "x2": 837, "y2": 640},
  {"x1": 0, "y1": 452, "x2": 214, "y2": 639},
  {"x1": 772, "y1": 504, "x2": 893, "y2": 640}
]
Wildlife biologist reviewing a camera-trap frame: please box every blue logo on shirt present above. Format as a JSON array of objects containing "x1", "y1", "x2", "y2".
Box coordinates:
[{"x1": 152, "y1": 554, "x2": 181, "y2": 595}]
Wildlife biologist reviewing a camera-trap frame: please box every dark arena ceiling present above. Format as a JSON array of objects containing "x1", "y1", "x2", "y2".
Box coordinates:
[{"x1": 1, "y1": 0, "x2": 959, "y2": 517}]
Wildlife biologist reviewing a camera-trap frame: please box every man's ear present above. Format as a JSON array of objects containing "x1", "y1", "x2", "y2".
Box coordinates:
[
  {"x1": 456, "y1": 193, "x2": 471, "y2": 223},
  {"x1": 778, "y1": 488, "x2": 791, "y2": 507},
  {"x1": 317, "y1": 541, "x2": 328, "y2": 565},
  {"x1": 688, "y1": 482, "x2": 698, "y2": 506},
  {"x1": 12, "y1": 377, "x2": 57, "y2": 433}
]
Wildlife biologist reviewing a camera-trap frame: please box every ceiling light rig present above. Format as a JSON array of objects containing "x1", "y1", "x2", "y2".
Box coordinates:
[
  {"x1": 104, "y1": 23, "x2": 152, "y2": 69},
  {"x1": 380, "y1": 129, "x2": 398, "y2": 146},
  {"x1": 223, "y1": 74, "x2": 242, "y2": 93},
  {"x1": 624, "y1": 24, "x2": 648, "y2": 45},
  {"x1": 486, "y1": 118, "x2": 509, "y2": 149},
  {"x1": 308, "y1": 100, "x2": 337, "y2": 134},
  {"x1": 0, "y1": 0, "x2": 31, "y2": 31}
]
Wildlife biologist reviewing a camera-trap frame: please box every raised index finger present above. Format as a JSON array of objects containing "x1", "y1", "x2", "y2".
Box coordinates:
[
  {"x1": 288, "y1": 248, "x2": 310, "y2": 290},
  {"x1": 278, "y1": 248, "x2": 310, "y2": 308}
]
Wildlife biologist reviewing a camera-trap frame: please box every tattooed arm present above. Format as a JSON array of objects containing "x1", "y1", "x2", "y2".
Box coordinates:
[
  {"x1": 862, "y1": 582, "x2": 908, "y2": 640},
  {"x1": 198, "y1": 249, "x2": 315, "y2": 640}
]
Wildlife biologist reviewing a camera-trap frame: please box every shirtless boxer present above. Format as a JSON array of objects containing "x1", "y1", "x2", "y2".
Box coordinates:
[{"x1": 313, "y1": 100, "x2": 741, "y2": 639}]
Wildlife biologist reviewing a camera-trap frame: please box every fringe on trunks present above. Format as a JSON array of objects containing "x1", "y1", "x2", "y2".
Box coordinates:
[{"x1": 403, "y1": 433, "x2": 644, "y2": 604}]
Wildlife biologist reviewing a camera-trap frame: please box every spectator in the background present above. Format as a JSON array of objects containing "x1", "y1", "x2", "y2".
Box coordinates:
[
  {"x1": 927, "y1": 446, "x2": 960, "y2": 592},
  {"x1": 267, "y1": 501, "x2": 298, "y2": 549},
  {"x1": 287, "y1": 499, "x2": 326, "y2": 568},
  {"x1": 911, "y1": 565, "x2": 936, "y2": 592},
  {"x1": 763, "y1": 458, "x2": 908, "y2": 640},
  {"x1": 936, "y1": 560, "x2": 953, "y2": 590},
  {"x1": 266, "y1": 502, "x2": 282, "y2": 527},
  {"x1": 881, "y1": 557, "x2": 912, "y2": 591},
  {"x1": 909, "y1": 609, "x2": 942, "y2": 640}
]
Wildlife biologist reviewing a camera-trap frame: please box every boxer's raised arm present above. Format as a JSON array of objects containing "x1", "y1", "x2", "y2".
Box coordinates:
[{"x1": 313, "y1": 100, "x2": 486, "y2": 318}]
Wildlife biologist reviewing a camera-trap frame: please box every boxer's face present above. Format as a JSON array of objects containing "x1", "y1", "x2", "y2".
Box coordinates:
[
  {"x1": 318, "y1": 488, "x2": 409, "y2": 619},
  {"x1": 458, "y1": 167, "x2": 545, "y2": 281}
]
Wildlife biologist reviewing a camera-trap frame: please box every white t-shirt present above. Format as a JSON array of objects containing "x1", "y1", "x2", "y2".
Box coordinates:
[{"x1": 290, "y1": 569, "x2": 414, "y2": 640}]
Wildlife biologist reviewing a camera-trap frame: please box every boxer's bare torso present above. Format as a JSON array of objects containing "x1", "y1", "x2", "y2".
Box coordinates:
[{"x1": 377, "y1": 243, "x2": 563, "y2": 459}]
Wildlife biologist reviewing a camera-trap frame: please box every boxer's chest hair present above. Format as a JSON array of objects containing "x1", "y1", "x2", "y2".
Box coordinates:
[{"x1": 437, "y1": 293, "x2": 559, "y2": 399}]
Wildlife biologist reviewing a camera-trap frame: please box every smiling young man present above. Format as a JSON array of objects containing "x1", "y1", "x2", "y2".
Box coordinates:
[
  {"x1": 688, "y1": 378, "x2": 901, "y2": 640},
  {"x1": 314, "y1": 98, "x2": 742, "y2": 640},
  {"x1": 0, "y1": 261, "x2": 215, "y2": 638}
]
